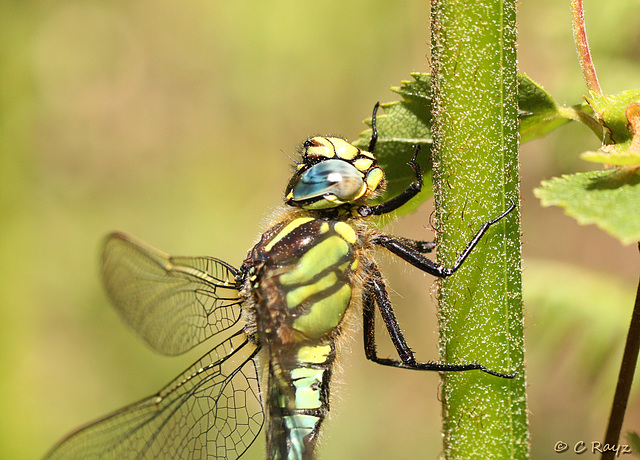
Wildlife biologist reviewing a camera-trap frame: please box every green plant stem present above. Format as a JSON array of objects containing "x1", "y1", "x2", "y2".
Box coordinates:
[
  {"x1": 601, "y1": 243, "x2": 640, "y2": 460},
  {"x1": 559, "y1": 105, "x2": 603, "y2": 138},
  {"x1": 430, "y1": 0, "x2": 529, "y2": 458},
  {"x1": 571, "y1": 0, "x2": 602, "y2": 95}
]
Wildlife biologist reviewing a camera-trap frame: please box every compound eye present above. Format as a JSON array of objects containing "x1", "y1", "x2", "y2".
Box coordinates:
[{"x1": 292, "y1": 159, "x2": 365, "y2": 202}]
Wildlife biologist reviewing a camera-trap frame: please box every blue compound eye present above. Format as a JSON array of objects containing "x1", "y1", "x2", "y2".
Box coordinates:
[{"x1": 292, "y1": 159, "x2": 364, "y2": 202}]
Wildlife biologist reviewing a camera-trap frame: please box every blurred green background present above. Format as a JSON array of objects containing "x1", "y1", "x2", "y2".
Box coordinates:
[{"x1": 1, "y1": 0, "x2": 639, "y2": 458}]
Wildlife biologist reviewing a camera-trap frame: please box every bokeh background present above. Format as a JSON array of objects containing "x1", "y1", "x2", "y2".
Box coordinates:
[{"x1": 1, "y1": 0, "x2": 639, "y2": 458}]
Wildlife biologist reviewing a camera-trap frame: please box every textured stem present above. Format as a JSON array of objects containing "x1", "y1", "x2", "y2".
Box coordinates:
[
  {"x1": 571, "y1": 0, "x2": 602, "y2": 94},
  {"x1": 430, "y1": 0, "x2": 529, "y2": 458}
]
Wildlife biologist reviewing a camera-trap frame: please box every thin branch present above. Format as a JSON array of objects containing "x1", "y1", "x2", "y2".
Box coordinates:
[
  {"x1": 601, "y1": 243, "x2": 640, "y2": 460},
  {"x1": 570, "y1": 0, "x2": 602, "y2": 95},
  {"x1": 558, "y1": 105, "x2": 603, "y2": 138}
]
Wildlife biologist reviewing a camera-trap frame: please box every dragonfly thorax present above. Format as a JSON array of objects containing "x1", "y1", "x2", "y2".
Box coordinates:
[{"x1": 241, "y1": 216, "x2": 360, "y2": 345}]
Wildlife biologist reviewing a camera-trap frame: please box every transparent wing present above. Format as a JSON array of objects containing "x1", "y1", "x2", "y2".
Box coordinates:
[
  {"x1": 102, "y1": 232, "x2": 244, "y2": 356},
  {"x1": 45, "y1": 331, "x2": 264, "y2": 460}
]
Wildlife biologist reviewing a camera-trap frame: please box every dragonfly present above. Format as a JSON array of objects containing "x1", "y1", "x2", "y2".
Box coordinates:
[{"x1": 45, "y1": 104, "x2": 515, "y2": 460}]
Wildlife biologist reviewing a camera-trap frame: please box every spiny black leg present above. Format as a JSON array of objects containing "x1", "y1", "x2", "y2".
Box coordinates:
[
  {"x1": 357, "y1": 145, "x2": 423, "y2": 218},
  {"x1": 443, "y1": 199, "x2": 516, "y2": 274},
  {"x1": 387, "y1": 235, "x2": 436, "y2": 254},
  {"x1": 363, "y1": 284, "x2": 400, "y2": 367},
  {"x1": 415, "y1": 240, "x2": 436, "y2": 253},
  {"x1": 368, "y1": 102, "x2": 380, "y2": 154},
  {"x1": 363, "y1": 262, "x2": 416, "y2": 366},
  {"x1": 373, "y1": 234, "x2": 451, "y2": 278},
  {"x1": 373, "y1": 199, "x2": 516, "y2": 278},
  {"x1": 362, "y1": 261, "x2": 515, "y2": 379}
]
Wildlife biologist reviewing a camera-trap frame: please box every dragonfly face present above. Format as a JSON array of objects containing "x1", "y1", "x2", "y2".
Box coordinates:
[
  {"x1": 284, "y1": 137, "x2": 384, "y2": 210},
  {"x1": 44, "y1": 105, "x2": 515, "y2": 460}
]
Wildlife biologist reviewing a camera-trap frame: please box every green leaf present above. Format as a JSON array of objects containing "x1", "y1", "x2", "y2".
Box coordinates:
[
  {"x1": 518, "y1": 73, "x2": 576, "y2": 143},
  {"x1": 581, "y1": 94, "x2": 640, "y2": 167},
  {"x1": 581, "y1": 147, "x2": 640, "y2": 166},
  {"x1": 627, "y1": 431, "x2": 640, "y2": 457},
  {"x1": 353, "y1": 73, "x2": 434, "y2": 215},
  {"x1": 534, "y1": 169, "x2": 640, "y2": 245},
  {"x1": 586, "y1": 90, "x2": 640, "y2": 143},
  {"x1": 354, "y1": 73, "x2": 593, "y2": 216}
]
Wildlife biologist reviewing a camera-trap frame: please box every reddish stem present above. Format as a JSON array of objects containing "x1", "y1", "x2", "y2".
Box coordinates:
[{"x1": 571, "y1": 0, "x2": 602, "y2": 94}]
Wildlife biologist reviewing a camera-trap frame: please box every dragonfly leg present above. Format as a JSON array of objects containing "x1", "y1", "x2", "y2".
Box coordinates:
[
  {"x1": 362, "y1": 261, "x2": 515, "y2": 379},
  {"x1": 381, "y1": 235, "x2": 436, "y2": 254},
  {"x1": 357, "y1": 146, "x2": 423, "y2": 218},
  {"x1": 367, "y1": 102, "x2": 380, "y2": 153},
  {"x1": 362, "y1": 261, "x2": 417, "y2": 367},
  {"x1": 372, "y1": 200, "x2": 515, "y2": 278}
]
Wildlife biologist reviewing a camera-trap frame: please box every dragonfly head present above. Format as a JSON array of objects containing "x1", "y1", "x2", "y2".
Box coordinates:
[{"x1": 285, "y1": 137, "x2": 385, "y2": 211}]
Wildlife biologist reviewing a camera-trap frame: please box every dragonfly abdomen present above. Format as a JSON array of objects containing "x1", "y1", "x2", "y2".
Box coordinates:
[{"x1": 267, "y1": 341, "x2": 335, "y2": 460}]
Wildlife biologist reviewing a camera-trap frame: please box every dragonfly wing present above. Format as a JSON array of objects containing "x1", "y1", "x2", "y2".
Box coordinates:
[
  {"x1": 45, "y1": 332, "x2": 264, "y2": 460},
  {"x1": 102, "y1": 232, "x2": 244, "y2": 356}
]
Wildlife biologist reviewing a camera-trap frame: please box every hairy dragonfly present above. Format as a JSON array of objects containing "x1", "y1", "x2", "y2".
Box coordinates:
[{"x1": 45, "y1": 105, "x2": 515, "y2": 460}]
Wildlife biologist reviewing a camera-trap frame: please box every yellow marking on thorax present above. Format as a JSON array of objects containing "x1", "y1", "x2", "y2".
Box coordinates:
[
  {"x1": 333, "y1": 222, "x2": 357, "y2": 244},
  {"x1": 292, "y1": 284, "x2": 352, "y2": 338},
  {"x1": 285, "y1": 272, "x2": 338, "y2": 309},
  {"x1": 264, "y1": 217, "x2": 314, "y2": 253},
  {"x1": 337, "y1": 261, "x2": 351, "y2": 272},
  {"x1": 279, "y1": 236, "x2": 349, "y2": 286}
]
